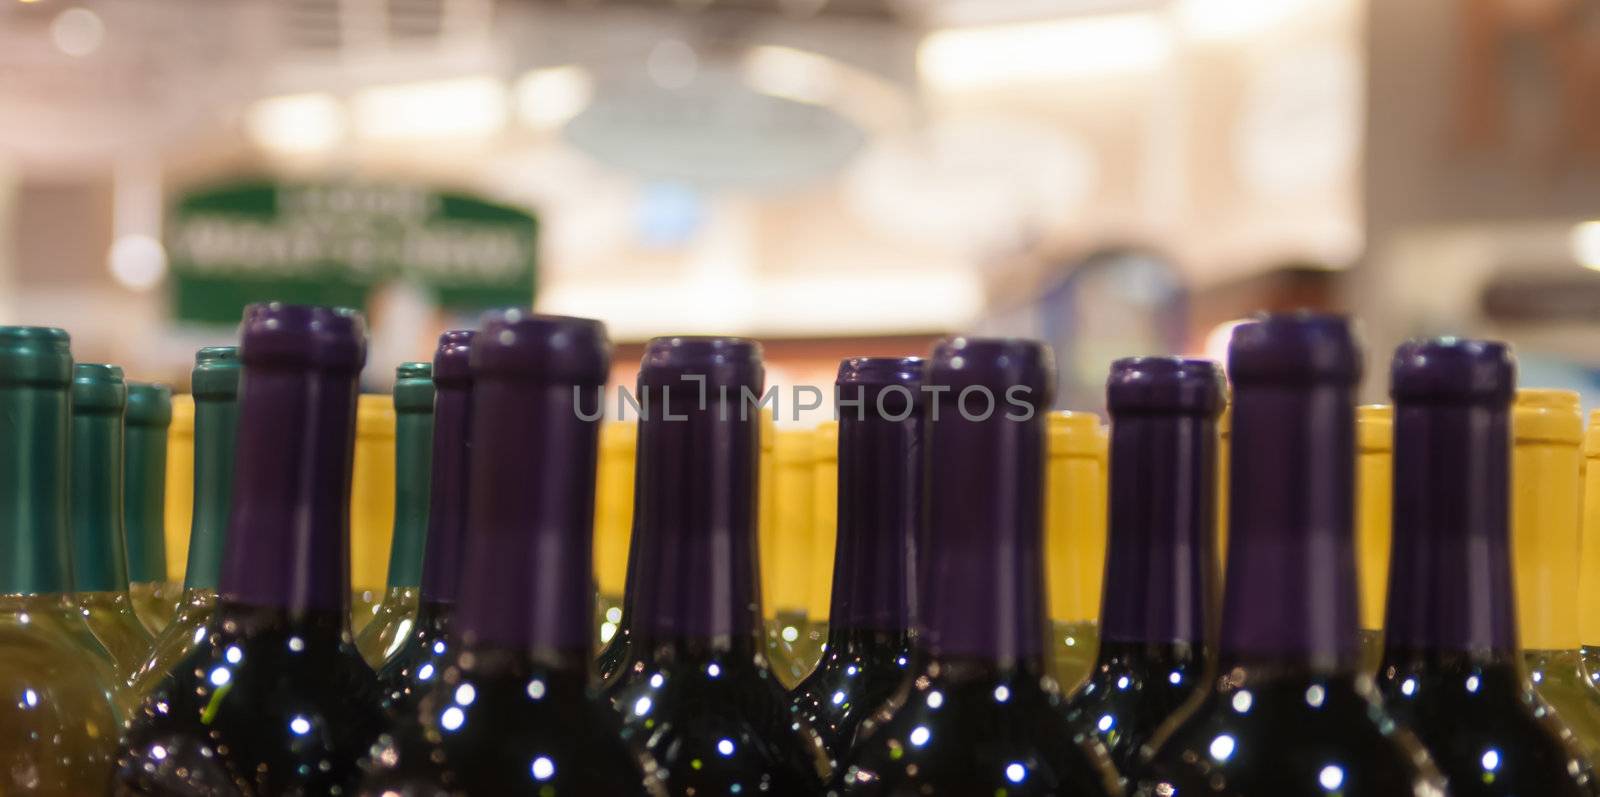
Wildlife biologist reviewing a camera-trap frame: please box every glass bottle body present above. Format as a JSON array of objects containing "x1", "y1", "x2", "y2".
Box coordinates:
[
  {"x1": 1528, "y1": 649, "x2": 1600, "y2": 760},
  {"x1": 114, "y1": 602, "x2": 385, "y2": 795},
  {"x1": 77, "y1": 589, "x2": 154, "y2": 684},
  {"x1": 360, "y1": 647, "x2": 665, "y2": 796},
  {"x1": 373, "y1": 601, "x2": 454, "y2": 718},
  {"x1": 357, "y1": 585, "x2": 420, "y2": 669},
  {"x1": 1136, "y1": 664, "x2": 1446, "y2": 795},
  {"x1": 1379, "y1": 650, "x2": 1599, "y2": 796},
  {"x1": 1063, "y1": 640, "x2": 1205, "y2": 777},
  {"x1": 130, "y1": 587, "x2": 216, "y2": 699},
  {"x1": 0, "y1": 593, "x2": 121, "y2": 795},
  {"x1": 1050, "y1": 619, "x2": 1099, "y2": 691},
  {"x1": 840, "y1": 657, "x2": 1121, "y2": 796},
  {"x1": 606, "y1": 637, "x2": 830, "y2": 795},
  {"x1": 129, "y1": 580, "x2": 179, "y2": 636},
  {"x1": 790, "y1": 628, "x2": 912, "y2": 767}
]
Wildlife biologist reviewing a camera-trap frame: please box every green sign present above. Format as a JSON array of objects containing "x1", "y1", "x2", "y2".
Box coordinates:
[{"x1": 167, "y1": 180, "x2": 537, "y2": 325}]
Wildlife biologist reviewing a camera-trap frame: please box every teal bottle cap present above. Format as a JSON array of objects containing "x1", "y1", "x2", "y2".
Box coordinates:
[
  {"x1": 72, "y1": 363, "x2": 127, "y2": 412},
  {"x1": 192, "y1": 346, "x2": 240, "y2": 399},
  {"x1": 126, "y1": 382, "x2": 173, "y2": 427},
  {"x1": 0, "y1": 326, "x2": 72, "y2": 387},
  {"x1": 394, "y1": 361, "x2": 434, "y2": 413}
]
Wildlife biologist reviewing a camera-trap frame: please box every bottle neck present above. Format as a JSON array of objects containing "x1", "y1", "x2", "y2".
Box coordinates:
[
  {"x1": 454, "y1": 381, "x2": 599, "y2": 653},
  {"x1": 385, "y1": 406, "x2": 432, "y2": 589},
  {"x1": 1513, "y1": 436, "x2": 1582, "y2": 652},
  {"x1": 0, "y1": 383, "x2": 73, "y2": 595},
  {"x1": 123, "y1": 421, "x2": 169, "y2": 584},
  {"x1": 1219, "y1": 383, "x2": 1360, "y2": 672},
  {"x1": 921, "y1": 408, "x2": 1049, "y2": 667},
  {"x1": 218, "y1": 366, "x2": 359, "y2": 615},
  {"x1": 70, "y1": 406, "x2": 132, "y2": 593},
  {"x1": 184, "y1": 393, "x2": 239, "y2": 591},
  {"x1": 1100, "y1": 412, "x2": 1216, "y2": 647},
  {"x1": 1384, "y1": 403, "x2": 1516, "y2": 654},
  {"x1": 627, "y1": 396, "x2": 762, "y2": 649},
  {"x1": 419, "y1": 382, "x2": 471, "y2": 604},
  {"x1": 827, "y1": 412, "x2": 917, "y2": 634}
]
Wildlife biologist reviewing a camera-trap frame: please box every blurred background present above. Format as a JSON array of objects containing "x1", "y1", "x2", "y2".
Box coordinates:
[{"x1": 2, "y1": 0, "x2": 1599, "y2": 419}]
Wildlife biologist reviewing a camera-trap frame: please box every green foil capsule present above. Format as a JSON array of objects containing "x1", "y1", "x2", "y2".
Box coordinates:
[{"x1": 125, "y1": 381, "x2": 177, "y2": 635}]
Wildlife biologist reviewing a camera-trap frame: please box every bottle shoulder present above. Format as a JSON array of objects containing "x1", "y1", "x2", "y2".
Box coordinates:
[
  {"x1": 840, "y1": 662, "x2": 1121, "y2": 796},
  {"x1": 0, "y1": 613, "x2": 121, "y2": 793},
  {"x1": 116, "y1": 607, "x2": 385, "y2": 795},
  {"x1": 790, "y1": 638, "x2": 914, "y2": 765},
  {"x1": 1063, "y1": 647, "x2": 1206, "y2": 774},
  {"x1": 365, "y1": 653, "x2": 665, "y2": 797},
  {"x1": 1138, "y1": 670, "x2": 1446, "y2": 795},
  {"x1": 606, "y1": 653, "x2": 831, "y2": 792}
]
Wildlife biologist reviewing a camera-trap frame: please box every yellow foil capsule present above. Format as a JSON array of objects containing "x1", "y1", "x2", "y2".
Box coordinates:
[
  {"x1": 809, "y1": 421, "x2": 839, "y2": 625},
  {"x1": 1046, "y1": 411, "x2": 1106, "y2": 688},
  {"x1": 1356, "y1": 404, "x2": 1393, "y2": 673},
  {"x1": 163, "y1": 394, "x2": 195, "y2": 584},
  {"x1": 350, "y1": 394, "x2": 397, "y2": 632}
]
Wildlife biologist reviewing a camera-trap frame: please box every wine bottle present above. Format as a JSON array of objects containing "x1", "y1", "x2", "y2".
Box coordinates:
[
  {"x1": 595, "y1": 419, "x2": 637, "y2": 648},
  {"x1": 808, "y1": 420, "x2": 839, "y2": 651},
  {"x1": 791, "y1": 356, "x2": 922, "y2": 769},
  {"x1": 1356, "y1": 404, "x2": 1393, "y2": 674},
  {"x1": 1136, "y1": 313, "x2": 1446, "y2": 795},
  {"x1": 1376, "y1": 338, "x2": 1599, "y2": 795},
  {"x1": 359, "y1": 311, "x2": 667, "y2": 796},
  {"x1": 840, "y1": 337, "x2": 1122, "y2": 796},
  {"x1": 1514, "y1": 389, "x2": 1600, "y2": 758},
  {"x1": 356, "y1": 362, "x2": 436, "y2": 668},
  {"x1": 164, "y1": 394, "x2": 194, "y2": 588},
  {"x1": 1583, "y1": 410, "x2": 1600, "y2": 681},
  {"x1": 369, "y1": 332, "x2": 472, "y2": 717},
  {"x1": 769, "y1": 426, "x2": 823, "y2": 688},
  {"x1": 1065, "y1": 356, "x2": 1224, "y2": 776},
  {"x1": 0, "y1": 325, "x2": 122, "y2": 794},
  {"x1": 351, "y1": 393, "x2": 397, "y2": 632},
  {"x1": 1046, "y1": 410, "x2": 1109, "y2": 690},
  {"x1": 129, "y1": 347, "x2": 240, "y2": 699},
  {"x1": 125, "y1": 382, "x2": 177, "y2": 635},
  {"x1": 603, "y1": 336, "x2": 831, "y2": 794},
  {"x1": 115, "y1": 303, "x2": 384, "y2": 795},
  {"x1": 70, "y1": 363, "x2": 155, "y2": 681}
]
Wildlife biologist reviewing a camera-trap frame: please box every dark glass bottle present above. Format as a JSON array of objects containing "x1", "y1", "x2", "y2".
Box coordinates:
[
  {"x1": 359, "y1": 311, "x2": 666, "y2": 796},
  {"x1": 70, "y1": 363, "x2": 156, "y2": 682},
  {"x1": 126, "y1": 381, "x2": 177, "y2": 635},
  {"x1": 1376, "y1": 338, "x2": 1599, "y2": 795},
  {"x1": 791, "y1": 356, "x2": 923, "y2": 768},
  {"x1": 129, "y1": 347, "x2": 240, "y2": 699},
  {"x1": 114, "y1": 303, "x2": 384, "y2": 795},
  {"x1": 602, "y1": 336, "x2": 831, "y2": 795},
  {"x1": 1064, "y1": 357, "x2": 1223, "y2": 777},
  {"x1": 356, "y1": 361, "x2": 436, "y2": 668},
  {"x1": 1136, "y1": 313, "x2": 1446, "y2": 795},
  {"x1": 0, "y1": 326, "x2": 122, "y2": 794},
  {"x1": 840, "y1": 337, "x2": 1122, "y2": 796},
  {"x1": 369, "y1": 332, "x2": 472, "y2": 717}
]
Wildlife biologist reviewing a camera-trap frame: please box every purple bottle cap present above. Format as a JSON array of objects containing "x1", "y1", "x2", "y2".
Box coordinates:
[
  {"x1": 1390, "y1": 338, "x2": 1515, "y2": 405},
  {"x1": 1227, "y1": 312, "x2": 1362, "y2": 387},
  {"x1": 1101, "y1": 357, "x2": 1224, "y2": 646},
  {"x1": 628, "y1": 336, "x2": 764, "y2": 644},
  {"x1": 455, "y1": 312, "x2": 611, "y2": 651},
  {"x1": 830, "y1": 356, "x2": 924, "y2": 632},
  {"x1": 1219, "y1": 312, "x2": 1364, "y2": 668},
  {"x1": 921, "y1": 337, "x2": 1054, "y2": 662},
  {"x1": 419, "y1": 329, "x2": 475, "y2": 605},
  {"x1": 1384, "y1": 338, "x2": 1517, "y2": 653},
  {"x1": 1106, "y1": 357, "x2": 1227, "y2": 415},
  {"x1": 238, "y1": 303, "x2": 366, "y2": 372},
  {"x1": 219, "y1": 303, "x2": 367, "y2": 614}
]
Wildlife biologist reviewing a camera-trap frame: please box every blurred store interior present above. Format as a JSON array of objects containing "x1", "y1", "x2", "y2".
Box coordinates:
[{"x1": 2, "y1": 0, "x2": 1599, "y2": 420}]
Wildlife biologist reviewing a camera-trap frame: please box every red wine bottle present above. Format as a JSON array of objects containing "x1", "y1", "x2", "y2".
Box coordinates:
[
  {"x1": 1376, "y1": 338, "x2": 1599, "y2": 794},
  {"x1": 359, "y1": 311, "x2": 665, "y2": 796},
  {"x1": 1065, "y1": 357, "x2": 1224, "y2": 776},
  {"x1": 840, "y1": 337, "x2": 1122, "y2": 796},
  {"x1": 602, "y1": 336, "x2": 831, "y2": 795},
  {"x1": 1137, "y1": 313, "x2": 1446, "y2": 795},
  {"x1": 115, "y1": 303, "x2": 384, "y2": 795},
  {"x1": 368, "y1": 331, "x2": 472, "y2": 717},
  {"x1": 790, "y1": 356, "x2": 923, "y2": 768}
]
